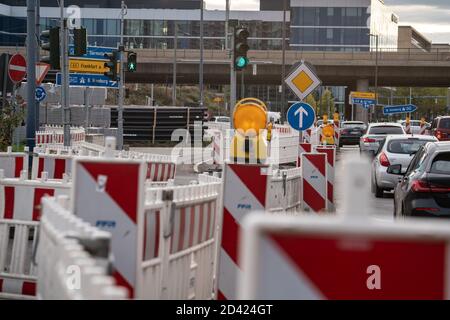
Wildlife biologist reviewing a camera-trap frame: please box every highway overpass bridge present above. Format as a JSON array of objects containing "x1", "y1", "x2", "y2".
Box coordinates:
[{"x1": 2, "y1": 47, "x2": 450, "y2": 88}]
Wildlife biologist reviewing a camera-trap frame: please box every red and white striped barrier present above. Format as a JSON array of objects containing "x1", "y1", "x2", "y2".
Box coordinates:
[
  {"x1": 334, "y1": 121, "x2": 340, "y2": 146},
  {"x1": 35, "y1": 127, "x2": 86, "y2": 146},
  {"x1": 315, "y1": 145, "x2": 336, "y2": 212},
  {"x1": 303, "y1": 129, "x2": 312, "y2": 143},
  {"x1": 219, "y1": 163, "x2": 269, "y2": 300},
  {"x1": 146, "y1": 162, "x2": 176, "y2": 182},
  {"x1": 0, "y1": 147, "x2": 28, "y2": 178},
  {"x1": 240, "y1": 160, "x2": 450, "y2": 299},
  {"x1": 405, "y1": 122, "x2": 411, "y2": 134},
  {"x1": 420, "y1": 124, "x2": 427, "y2": 135},
  {"x1": 297, "y1": 143, "x2": 312, "y2": 167},
  {"x1": 72, "y1": 157, "x2": 146, "y2": 299},
  {"x1": 212, "y1": 131, "x2": 223, "y2": 165},
  {"x1": 0, "y1": 276, "x2": 37, "y2": 299},
  {"x1": 32, "y1": 155, "x2": 73, "y2": 180},
  {"x1": 0, "y1": 173, "x2": 71, "y2": 300},
  {"x1": 0, "y1": 173, "x2": 71, "y2": 221},
  {"x1": 301, "y1": 153, "x2": 327, "y2": 213}
]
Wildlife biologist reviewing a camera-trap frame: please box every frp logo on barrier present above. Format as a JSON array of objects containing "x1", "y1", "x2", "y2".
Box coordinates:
[
  {"x1": 237, "y1": 203, "x2": 252, "y2": 210},
  {"x1": 96, "y1": 220, "x2": 116, "y2": 228}
]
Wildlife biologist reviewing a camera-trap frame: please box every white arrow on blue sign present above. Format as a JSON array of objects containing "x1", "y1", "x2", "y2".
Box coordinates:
[
  {"x1": 287, "y1": 102, "x2": 316, "y2": 132},
  {"x1": 56, "y1": 73, "x2": 119, "y2": 89},
  {"x1": 35, "y1": 86, "x2": 46, "y2": 102},
  {"x1": 383, "y1": 104, "x2": 417, "y2": 115}
]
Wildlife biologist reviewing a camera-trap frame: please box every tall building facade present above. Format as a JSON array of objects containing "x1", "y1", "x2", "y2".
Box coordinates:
[{"x1": 289, "y1": 0, "x2": 399, "y2": 51}]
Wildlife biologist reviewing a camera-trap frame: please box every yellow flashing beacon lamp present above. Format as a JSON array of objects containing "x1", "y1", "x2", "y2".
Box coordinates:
[{"x1": 231, "y1": 98, "x2": 268, "y2": 163}]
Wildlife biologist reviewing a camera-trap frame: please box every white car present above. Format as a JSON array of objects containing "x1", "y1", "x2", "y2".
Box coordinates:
[
  {"x1": 371, "y1": 134, "x2": 438, "y2": 197},
  {"x1": 360, "y1": 123, "x2": 405, "y2": 154}
]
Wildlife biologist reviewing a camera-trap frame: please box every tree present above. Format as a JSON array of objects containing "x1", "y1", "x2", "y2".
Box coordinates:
[{"x1": 0, "y1": 98, "x2": 25, "y2": 151}]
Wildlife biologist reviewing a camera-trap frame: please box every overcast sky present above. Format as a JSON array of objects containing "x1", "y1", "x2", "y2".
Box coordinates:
[{"x1": 205, "y1": 0, "x2": 450, "y2": 43}]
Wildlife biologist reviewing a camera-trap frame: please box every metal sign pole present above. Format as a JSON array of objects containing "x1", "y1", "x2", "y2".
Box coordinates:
[
  {"x1": 26, "y1": 0, "x2": 37, "y2": 153},
  {"x1": 117, "y1": 1, "x2": 127, "y2": 150}
]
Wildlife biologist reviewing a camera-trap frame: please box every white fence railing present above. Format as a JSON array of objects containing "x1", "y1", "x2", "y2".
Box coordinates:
[
  {"x1": 37, "y1": 196, "x2": 127, "y2": 299},
  {"x1": 267, "y1": 167, "x2": 302, "y2": 214}
]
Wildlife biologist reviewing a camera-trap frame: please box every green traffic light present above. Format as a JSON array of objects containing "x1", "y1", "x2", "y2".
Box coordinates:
[
  {"x1": 235, "y1": 56, "x2": 249, "y2": 69},
  {"x1": 128, "y1": 62, "x2": 136, "y2": 71}
]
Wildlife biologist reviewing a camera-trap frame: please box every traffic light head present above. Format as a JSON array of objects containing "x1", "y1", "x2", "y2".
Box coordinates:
[
  {"x1": 40, "y1": 27, "x2": 60, "y2": 69},
  {"x1": 73, "y1": 27, "x2": 87, "y2": 56},
  {"x1": 234, "y1": 26, "x2": 250, "y2": 71},
  {"x1": 127, "y1": 52, "x2": 137, "y2": 72},
  {"x1": 104, "y1": 50, "x2": 119, "y2": 81}
]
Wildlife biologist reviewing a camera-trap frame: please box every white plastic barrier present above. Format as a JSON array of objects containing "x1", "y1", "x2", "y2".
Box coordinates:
[
  {"x1": 0, "y1": 170, "x2": 71, "y2": 299},
  {"x1": 0, "y1": 146, "x2": 28, "y2": 179},
  {"x1": 37, "y1": 196, "x2": 127, "y2": 299},
  {"x1": 267, "y1": 167, "x2": 302, "y2": 214},
  {"x1": 0, "y1": 219, "x2": 39, "y2": 299},
  {"x1": 70, "y1": 143, "x2": 221, "y2": 299},
  {"x1": 142, "y1": 182, "x2": 221, "y2": 300},
  {"x1": 36, "y1": 126, "x2": 85, "y2": 146},
  {"x1": 32, "y1": 153, "x2": 73, "y2": 180},
  {"x1": 270, "y1": 125, "x2": 299, "y2": 165}
]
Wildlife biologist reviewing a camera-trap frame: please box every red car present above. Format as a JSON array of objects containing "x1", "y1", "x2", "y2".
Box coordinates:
[{"x1": 430, "y1": 116, "x2": 450, "y2": 141}]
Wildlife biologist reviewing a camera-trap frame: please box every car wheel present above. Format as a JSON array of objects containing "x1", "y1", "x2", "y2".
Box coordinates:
[{"x1": 374, "y1": 183, "x2": 384, "y2": 198}]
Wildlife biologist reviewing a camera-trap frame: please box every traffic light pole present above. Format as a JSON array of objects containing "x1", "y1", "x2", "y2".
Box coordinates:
[
  {"x1": 60, "y1": 0, "x2": 70, "y2": 146},
  {"x1": 26, "y1": 0, "x2": 37, "y2": 154},
  {"x1": 230, "y1": 30, "x2": 236, "y2": 128},
  {"x1": 117, "y1": 1, "x2": 127, "y2": 150}
]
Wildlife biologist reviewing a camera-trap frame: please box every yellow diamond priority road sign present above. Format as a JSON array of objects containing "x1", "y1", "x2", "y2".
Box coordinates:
[{"x1": 285, "y1": 61, "x2": 321, "y2": 100}]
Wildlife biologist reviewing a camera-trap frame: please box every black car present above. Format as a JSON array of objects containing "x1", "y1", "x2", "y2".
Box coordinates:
[
  {"x1": 389, "y1": 142, "x2": 450, "y2": 218},
  {"x1": 339, "y1": 121, "x2": 367, "y2": 147}
]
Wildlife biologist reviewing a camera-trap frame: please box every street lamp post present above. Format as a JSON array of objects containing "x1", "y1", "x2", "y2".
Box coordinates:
[{"x1": 368, "y1": 33, "x2": 379, "y2": 122}]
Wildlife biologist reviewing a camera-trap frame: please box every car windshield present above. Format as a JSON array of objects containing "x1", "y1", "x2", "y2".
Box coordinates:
[
  {"x1": 369, "y1": 126, "x2": 404, "y2": 135},
  {"x1": 431, "y1": 152, "x2": 450, "y2": 174},
  {"x1": 387, "y1": 139, "x2": 430, "y2": 155},
  {"x1": 216, "y1": 118, "x2": 229, "y2": 123},
  {"x1": 439, "y1": 118, "x2": 450, "y2": 129}
]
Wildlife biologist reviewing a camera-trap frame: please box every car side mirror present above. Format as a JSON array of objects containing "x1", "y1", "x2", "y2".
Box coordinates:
[
  {"x1": 425, "y1": 124, "x2": 431, "y2": 130},
  {"x1": 387, "y1": 164, "x2": 403, "y2": 175}
]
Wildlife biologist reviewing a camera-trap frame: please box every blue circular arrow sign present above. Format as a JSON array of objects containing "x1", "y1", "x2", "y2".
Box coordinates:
[
  {"x1": 287, "y1": 102, "x2": 316, "y2": 131},
  {"x1": 35, "y1": 86, "x2": 47, "y2": 102}
]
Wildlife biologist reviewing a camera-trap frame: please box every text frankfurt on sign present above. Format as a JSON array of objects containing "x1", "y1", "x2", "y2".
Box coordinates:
[
  {"x1": 287, "y1": 102, "x2": 316, "y2": 132},
  {"x1": 383, "y1": 104, "x2": 417, "y2": 115},
  {"x1": 56, "y1": 73, "x2": 119, "y2": 89},
  {"x1": 285, "y1": 61, "x2": 321, "y2": 101}
]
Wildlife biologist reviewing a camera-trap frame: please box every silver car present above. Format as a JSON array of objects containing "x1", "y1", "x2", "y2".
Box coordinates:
[
  {"x1": 371, "y1": 135, "x2": 438, "y2": 197},
  {"x1": 360, "y1": 123, "x2": 405, "y2": 154},
  {"x1": 398, "y1": 120, "x2": 431, "y2": 134}
]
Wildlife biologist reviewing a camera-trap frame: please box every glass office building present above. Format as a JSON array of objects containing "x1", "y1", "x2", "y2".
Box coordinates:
[{"x1": 289, "y1": 0, "x2": 398, "y2": 51}]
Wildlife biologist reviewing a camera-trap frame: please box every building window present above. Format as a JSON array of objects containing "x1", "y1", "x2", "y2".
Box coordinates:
[
  {"x1": 326, "y1": 28, "x2": 333, "y2": 40},
  {"x1": 327, "y1": 8, "x2": 334, "y2": 16}
]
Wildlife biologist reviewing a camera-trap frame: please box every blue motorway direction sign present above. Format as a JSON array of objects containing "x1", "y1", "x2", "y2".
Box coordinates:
[
  {"x1": 383, "y1": 104, "x2": 417, "y2": 115},
  {"x1": 287, "y1": 102, "x2": 316, "y2": 132},
  {"x1": 68, "y1": 45, "x2": 115, "y2": 60},
  {"x1": 56, "y1": 73, "x2": 119, "y2": 89},
  {"x1": 351, "y1": 98, "x2": 376, "y2": 109},
  {"x1": 35, "y1": 86, "x2": 46, "y2": 102}
]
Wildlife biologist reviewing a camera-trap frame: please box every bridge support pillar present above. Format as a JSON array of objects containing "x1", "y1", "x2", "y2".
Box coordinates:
[{"x1": 355, "y1": 79, "x2": 370, "y2": 124}]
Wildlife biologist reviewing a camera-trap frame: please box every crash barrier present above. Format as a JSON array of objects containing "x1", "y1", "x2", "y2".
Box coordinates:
[
  {"x1": 297, "y1": 143, "x2": 312, "y2": 167},
  {"x1": 314, "y1": 146, "x2": 336, "y2": 212},
  {"x1": 31, "y1": 142, "x2": 176, "y2": 183},
  {"x1": 0, "y1": 146, "x2": 28, "y2": 178},
  {"x1": 208, "y1": 125, "x2": 299, "y2": 165},
  {"x1": 301, "y1": 152, "x2": 328, "y2": 213},
  {"x1": 240, "y1": 159, "x2": 450, "y2": 299},
  {"x1": 267, "y1": 167, "x2": 302, "y2": 214},
  {"x1": 37, "y1": 196, "x2": 127, "y2": 299},
  {"x1": 35, "y1": 126, "x2": 86, "y2": 146},
  {"x1": 271, "y1": 125, "x2": 299, "y2": 164},
  {"x1": 0, "y1": 170, "x2": 71, "y2": 299},
  {"x1": 71, "y1": 141, "x2": 221, "y2": 299},
  {"x1": 219, "y1": 163, "x2": 303, "y2": 300}
]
